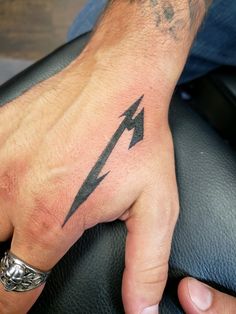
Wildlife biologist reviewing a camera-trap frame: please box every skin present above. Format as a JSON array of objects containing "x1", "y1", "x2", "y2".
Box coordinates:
[
  {"x1": 63, "y1": 96, "x2": 145, "y2": 226},
  {"x1": 178, "y1": 278, "x2": 236, "y2": 314},
  {"x1": 0, "y1": 1, "x2": 221, "y2": 313}
]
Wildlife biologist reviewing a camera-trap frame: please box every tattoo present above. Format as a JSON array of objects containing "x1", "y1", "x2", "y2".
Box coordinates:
[
  {"x1": 150, "y1": 0, "x2": 159, "y2": 7},
  {"x1": 144, "y1": 0, "x2": 212, "y2": 38},
  {"x1": 110, "y1": 0, "x2": 212, "y2": 37},
  {"x1": 148, "y1": 0, "x2": 186, "y2": 40},
  {"x1": 163, "y1": 2, "x2": 175, "y2": 22},
  {"x1": 62, "y1": 96, "x2": 144, "y2": 226}
]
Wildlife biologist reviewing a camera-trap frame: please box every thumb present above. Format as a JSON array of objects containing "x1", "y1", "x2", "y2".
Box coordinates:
[
  {"x1": 178, "y1": 277, "x2": 236, "y2": 314},
  {"x1": 122, "y1": 190, "x2": 179, "y2": 314}
]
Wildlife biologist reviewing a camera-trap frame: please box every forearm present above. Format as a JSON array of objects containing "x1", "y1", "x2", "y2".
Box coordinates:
[
  {"x1": 105, "y1": 0, "x2": 212, "y2": 34},
  {"x1": 104, "y1": 0, "x2": 212, "y2": 51},
  {"x1": 79, "y1": 0, "x2": 212, "y2": 93}
]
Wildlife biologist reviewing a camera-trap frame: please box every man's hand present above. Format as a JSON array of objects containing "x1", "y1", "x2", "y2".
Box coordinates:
[
  {"x1": 0, "y1": 58, "x2": 178, "y2": 314},
  {"x1": 0, "y1": 1, "x2": 211, "y2": 313},
  {"x1": 178, "y1": 277, "x2": 236, "y2": 313}
]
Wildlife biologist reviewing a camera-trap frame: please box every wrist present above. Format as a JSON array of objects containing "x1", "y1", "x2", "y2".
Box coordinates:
[
  {"x1": 76, "y1": 37, "x2": 180, "y2": 106},
  {"x1": 77, "y1": 0, "x2": 209, "y2": 91}
]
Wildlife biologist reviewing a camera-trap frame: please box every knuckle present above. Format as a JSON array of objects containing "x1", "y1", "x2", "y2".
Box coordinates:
[
  {"x1": 0, "y1": 159, "x2": 28, "y2": 203},
  {"x1": 18, "y1": 196, "x2": 63, "y2": 250},
  {"x1": 134, "y1": 262, "x2": 169, "y2": 288},
  {"x1": 0, "y1": 165, "x2": 19, "y2": 202}
]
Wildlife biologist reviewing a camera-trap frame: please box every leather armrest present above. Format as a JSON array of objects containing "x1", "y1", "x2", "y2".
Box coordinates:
[
  {"x1": 0, "y1": 33, "x2": 235, "y2": 314},
  {"x1": 180, "y1": 66, "x2": 236, "y2": 148}
]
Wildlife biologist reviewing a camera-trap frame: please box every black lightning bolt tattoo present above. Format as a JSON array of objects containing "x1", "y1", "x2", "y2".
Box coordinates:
[{"x1": 62, "y1": 96, "x2": 145, "y2": 226}]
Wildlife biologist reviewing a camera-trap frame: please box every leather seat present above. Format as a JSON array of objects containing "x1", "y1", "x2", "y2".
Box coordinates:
[{"x1": 0, "y1": 32, "x2": 235, "y2": 314}]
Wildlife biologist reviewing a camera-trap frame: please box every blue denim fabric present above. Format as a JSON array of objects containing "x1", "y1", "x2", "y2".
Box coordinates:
[
  {"x1": 68, "y1": 0, "x2": 107, "y2": 40},
  {"x1": 68, "y1": 0, "x2": 236, "y2": 84}
]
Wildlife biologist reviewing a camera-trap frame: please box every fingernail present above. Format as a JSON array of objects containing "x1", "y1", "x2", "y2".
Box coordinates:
[
  {"x1": 141, "y1": 304, "x2": 159, "y2": 314},
  {"x1": 188, "y1": 278, "x2": 213, "y2": 311}
]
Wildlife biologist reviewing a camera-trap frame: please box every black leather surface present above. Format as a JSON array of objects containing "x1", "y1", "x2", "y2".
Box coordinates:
[
  {"x1": 181, "y1": 67, "x2": 236, "y2": 148},
  {"x1": 0, "y1": 33, "x2": 236, "y2": 314}
]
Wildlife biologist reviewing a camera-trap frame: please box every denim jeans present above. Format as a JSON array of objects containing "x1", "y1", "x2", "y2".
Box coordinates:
[{"x1": 68, "y1": 0, "x2": 236, "y2": 84}]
